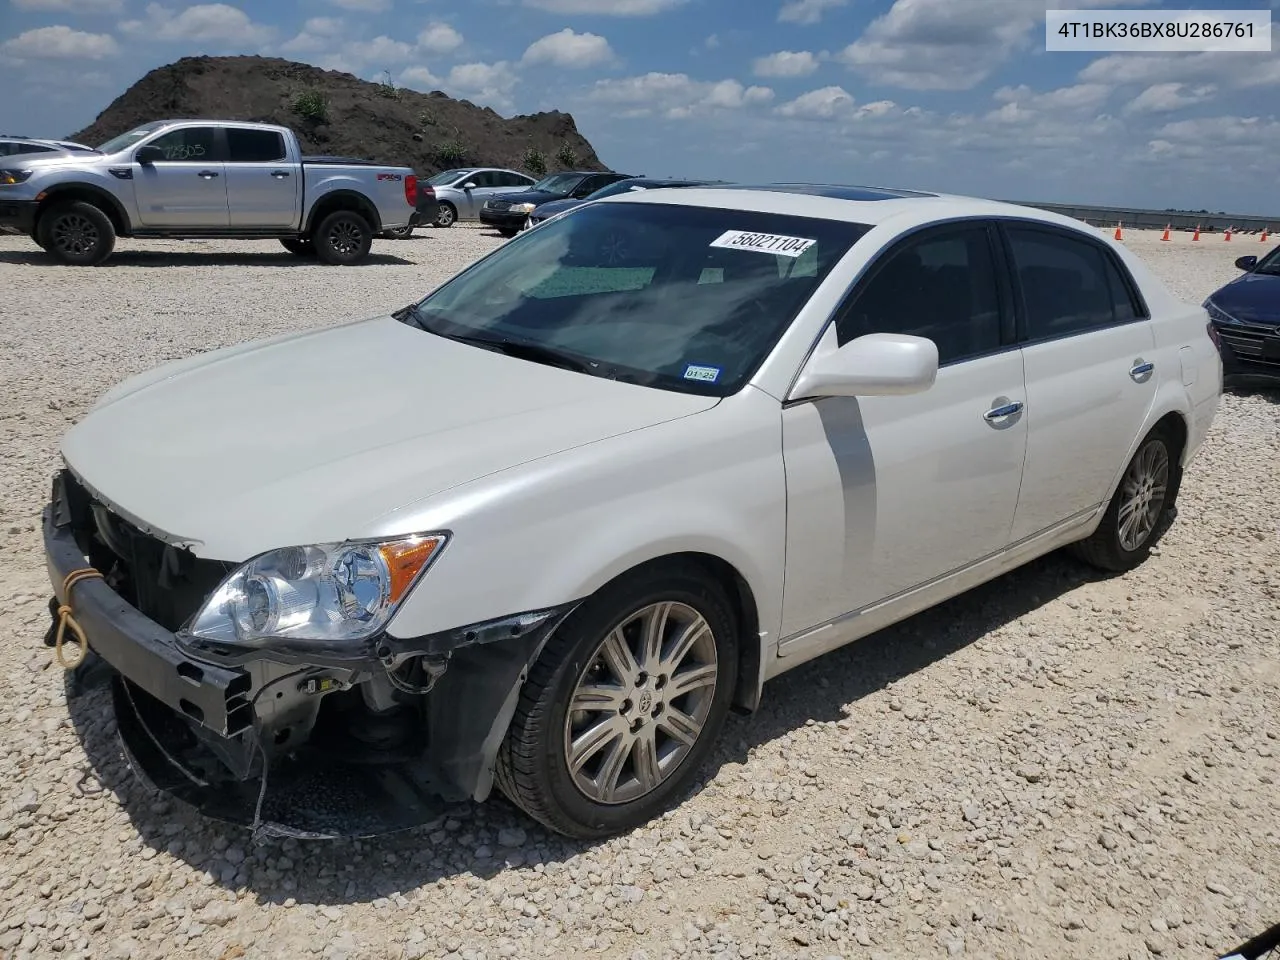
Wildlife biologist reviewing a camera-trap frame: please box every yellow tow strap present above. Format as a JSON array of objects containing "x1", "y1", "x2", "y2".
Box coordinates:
[{"x1": 54, "y1": 568, "x2": 104, "y2": 670}]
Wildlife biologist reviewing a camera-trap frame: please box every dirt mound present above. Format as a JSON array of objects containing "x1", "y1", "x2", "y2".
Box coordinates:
[{"x1": 69, "y1": 55, "x2": 608, "y2": 177}]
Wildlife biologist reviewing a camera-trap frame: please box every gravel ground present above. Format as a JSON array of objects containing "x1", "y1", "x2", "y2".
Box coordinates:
[{"x1": 0, "y1": 225, "x2": 1276, "y2": 960}]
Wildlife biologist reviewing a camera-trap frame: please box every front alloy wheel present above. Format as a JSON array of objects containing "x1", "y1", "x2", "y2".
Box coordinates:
[
  {"x1": 495, "y1": 563, "x2": 738, "y2": 839},
  {"x1": 565, "y1": 601, "x2": 718, "y2": 805}
]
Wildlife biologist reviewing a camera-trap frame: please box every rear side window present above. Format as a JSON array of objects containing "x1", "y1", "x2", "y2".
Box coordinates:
[
  {"x1": 1005, "y1": 226, "x2": 1139, "y2": 340},
  {"x1": 226, "y1": 128, "x2": 286, "y2": 163},
  {"x1": 495, "y1": 172, "x2": 530, "y2": 187},
  {"x1": 836, "y1": 224, "x2": 1003, "y2": 366}
]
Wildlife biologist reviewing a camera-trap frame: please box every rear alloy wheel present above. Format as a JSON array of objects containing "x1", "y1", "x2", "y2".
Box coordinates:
[
  {"x1": 1069, "y1": 424, "x2": 1181, "y2": 572},
  {"x1": 433, "y1": 203, "x2": 457, "y2": 228},
  {"x1": 38, "y1": 201, "x2": 115, "y2": 266},
  {"x1": 314, "y1": 210, "x2": 373, "y2": 265},
  {"x1": 384, "y1": 224, "x2": 415, "y2": 240},
  {"x1": 496, "y1": 564, "x2": 737, "y2": 838}
]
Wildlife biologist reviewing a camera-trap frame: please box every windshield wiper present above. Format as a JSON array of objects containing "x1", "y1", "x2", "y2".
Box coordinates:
[{"x1": 395, "y1": 302, "x2": 598, "y2": 375}]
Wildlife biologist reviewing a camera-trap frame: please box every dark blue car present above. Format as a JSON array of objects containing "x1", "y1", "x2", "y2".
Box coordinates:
[{"x1": 1205, "y1": 247, "x2": 1280, "y2": 386}]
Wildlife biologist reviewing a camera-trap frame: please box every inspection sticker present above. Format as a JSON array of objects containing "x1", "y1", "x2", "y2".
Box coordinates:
[
  {"x1": 710, "y1": 230, "x2": 816, "y2": 259},
  {"x1": 683, "y1": 364, "x2": 722, "y2": 383}
]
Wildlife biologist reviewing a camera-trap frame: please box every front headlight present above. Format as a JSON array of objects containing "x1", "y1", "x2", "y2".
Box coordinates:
[
  {"x1": 186, "y1": 534, "x2": 447, "y2": 646},
  {"x1": 0, "y1": 169, "x2": 33, "y2": 186},
  {"x1": 511, "y1": 203, "x2": 536, "y2": 214},
  {"x1": 1204, "y1": 299, "x2": 1240, "y2": 324}
]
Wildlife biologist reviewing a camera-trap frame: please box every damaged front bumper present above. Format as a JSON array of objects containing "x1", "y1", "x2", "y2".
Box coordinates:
[{"x1": 44, "y1": 470, "x2": 574, "y2": 838}]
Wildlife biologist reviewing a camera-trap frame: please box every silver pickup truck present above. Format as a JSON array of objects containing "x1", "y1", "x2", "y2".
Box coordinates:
[{"x1": 0, "y1": 119, "x2": 416, "y2": 265}]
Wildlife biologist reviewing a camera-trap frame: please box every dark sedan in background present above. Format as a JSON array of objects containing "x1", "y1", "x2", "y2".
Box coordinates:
[
  {"x1": 527, "y1": 177, "x2": 722, "y2": 227},
  {"x1": 1205, "y1": 248, "x2": 1280, "y2": 387},
  {"x1": 478, "y1": 170, "x2": 635, "y2": 236}
]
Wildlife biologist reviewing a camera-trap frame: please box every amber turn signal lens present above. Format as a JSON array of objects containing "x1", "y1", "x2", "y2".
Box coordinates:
[{"x1": 379, "y1": 536, "x2": 446, "y2": 604}]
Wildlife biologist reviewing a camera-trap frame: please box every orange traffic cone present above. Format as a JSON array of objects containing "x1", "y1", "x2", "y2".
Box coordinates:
[
  {"x1": 1160, "y1": 224, "x2": 1171, "y2": 241},
  {"x1": 1262, "y1": 227, "x2": 1270, "y2": 242},
  {"x1": 1114, "y1": 222, "x2": 1123, "y2": 241},
  {"x1": 1225, "y1": 226, "x2": 1233, "y2": 241},
  {"x1": 1192, "y1": 225, "x2": 1201, "y2": 241}
]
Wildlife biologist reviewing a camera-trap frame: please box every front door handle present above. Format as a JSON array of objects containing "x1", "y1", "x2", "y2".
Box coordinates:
[
  {"x1": 197, "y1": 170, "x2": 219, "y2": 179},
  {"x1": 983, "y1": 400, "x2": 1024, "y2": 422},
  {"x1": 271, "y1": 170, "x2": 290, "y2": 179},
  {"x1": 1130, "y1": 360, "x2": 1155, "y2": 381}
]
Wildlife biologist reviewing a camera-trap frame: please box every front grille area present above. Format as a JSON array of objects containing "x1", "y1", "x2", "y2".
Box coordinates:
[
  {"x1": 61, "y1": 470, "x2": 233, "y2": 632},
  {"x1": 1219, "y1": 324, "x2": 1280, "y2": 368}
]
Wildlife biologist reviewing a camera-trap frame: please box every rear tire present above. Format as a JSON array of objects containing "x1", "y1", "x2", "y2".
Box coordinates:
[
  {"x1": 1068, "y1": 423, "x2": 1182, "y2": 572},
  {"x1": 433, "y1": 202, "x2": 457, "y2": 228},
  {"x1": 495, "y1": 562, "x2": 738, "y2": 839},
  {"x1": 498, "y1": 227, "x2": 520, "y2": 238},
  {"x1": 384, "y1": 224, "x2": 414, "y2": 240},
  {"x1": 37, "y1": 201, "x2": 115, "y2": 265},
  {"x1": 279, "y1": 238, "x2": 316, "y2": 257},
  {"x1": 314, "y1": 210, "x2": 373, "y2": 265}
]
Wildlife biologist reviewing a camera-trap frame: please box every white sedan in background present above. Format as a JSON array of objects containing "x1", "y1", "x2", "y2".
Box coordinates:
[{"x1": 44, "y1": 183, "x2": 1221, "y2": 840}]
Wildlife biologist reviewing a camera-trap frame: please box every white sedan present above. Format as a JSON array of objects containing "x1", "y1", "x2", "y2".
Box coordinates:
[{"x1": 43, "y1": 183, "x2": 1222, "y2": 840}]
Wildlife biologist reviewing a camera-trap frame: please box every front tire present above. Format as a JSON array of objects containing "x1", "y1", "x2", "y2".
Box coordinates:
[
  {"x1": 37, "y1": 201, "x2": 115, "y2": 265},
  {"x1": 433, "y1": 202, "x2": 457, "y2": 228},
  {"x1": 496, "y1": 563, "x2": 738, "y2": 839},
  {"x1": 1069, "y1": 424, "x2": 1182, "y2": 572},
  {"x1": 313, "y1": 210, "x2": 373, "y2": 265}
]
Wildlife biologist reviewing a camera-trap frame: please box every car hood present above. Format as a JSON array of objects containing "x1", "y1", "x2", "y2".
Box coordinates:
[
  {"x1": 1210, "y1": 271, "x2": 1280, "y2": 326},
  {"x1": 21, "y1": 151, "x2": 104, "y2": 168},
  {"x1": 532, "y1": 198, "x2": 583, "y2": 218},
  {"x1": 61, "y1": 315, "x2": 718, "y2": 560},
  {"x1": 496, "y1": 189, "x2": 571, "y2": 206}
]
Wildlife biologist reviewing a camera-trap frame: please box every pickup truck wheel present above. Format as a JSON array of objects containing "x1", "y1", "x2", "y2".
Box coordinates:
[
  {"x1": 38, "y1": 201, "x2": 115, "y2": 266},
  {"x1": 314, "y1": 210, "x2": 373, "y2": 265},
  {"x1": 496, "y1": 563, "x2": 738, "y2": 839},
  {"x1": 279, "y1": 238, "x2": 317, "y2": 257},
  {"x1": 1068, "y1": 423, "x2": 1182, "y2": 572},
  {"x1": 433, "y1": 202, "x2": 456, "y2": 228}
]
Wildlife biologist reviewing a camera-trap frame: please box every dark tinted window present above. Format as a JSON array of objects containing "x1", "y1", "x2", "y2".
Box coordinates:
[
  {"x1": 13, "y1": 143, "x2": 57, "y2": 155},
  {"x1": 471, "y1": 171, "x2": 501, "y2": 188},
  {"x1": 1006, "y1": 226, "x2": 1131, "y2": 339},
  {"x1": 146, "y1": 127, "x2": 217, "y2": 162},
  {"x1": 836, "y1": 224, "x2": 1002, "y2": 365},
  {"x1": 226, "y1": 128, "x2": 286, "y2": 163},
  {"x1": 495, "y1": 171, "x2": 532, "y2": 187}
]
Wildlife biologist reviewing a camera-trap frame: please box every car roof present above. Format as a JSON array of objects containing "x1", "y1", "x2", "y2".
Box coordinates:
[{"x1": 604, "y1": 182, "x2": 1101, "y2": 232}]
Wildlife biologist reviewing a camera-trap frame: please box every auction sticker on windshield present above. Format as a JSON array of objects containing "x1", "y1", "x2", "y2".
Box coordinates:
[
  {"x1": 710, "y1": 230, "x2": 816, "y2": 258},
  {"x1": 683, "y1": 364, "x2": 722, "y2": 383}
]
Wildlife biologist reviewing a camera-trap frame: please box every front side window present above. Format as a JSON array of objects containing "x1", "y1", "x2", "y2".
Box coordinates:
[
  {"x1": 470, "y1": 171, "x2": 500, "y2": 188},
  {"x1": 836, "y1": 224, "x2": 1003, "y2": 365},
  {"x1": 404, "y1": 202, "x2": 868, "y2": 396},
  {"x1": 226, "y1": 128, "x2": 286, "y2": 163},
  {"x1": 97, "y1": 123, "x2": 166, "y2": 154},
  {"x1": 428, "y1": 168, "x2": 472, "y2": 186},
  {"x1": 1005, "y1": 225, "x2": 1131, "y2": 340},
  {"x1": 145, "y1": 127, "x2": 218, "y2": 162}
]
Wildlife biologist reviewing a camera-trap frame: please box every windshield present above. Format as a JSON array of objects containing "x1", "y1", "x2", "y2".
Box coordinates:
[
  {"x1": 429, "y1": 168, "x2": 473, "y2": 186},
  {"x1": 96, "y1": 123, "x2": 166, "y2": 154},
  {"x1": 406, "y1": 202, "x2": 868, "y2": 396},
  {"x1": 530, "y1": 173, "x2": 584, "y2": 196},
  {"x1": 586, "y1": 180, "x2": 653, "y2": 200},
  {"x1": 1254, "y1": 246, "x2": 1280, "y2": 275}
]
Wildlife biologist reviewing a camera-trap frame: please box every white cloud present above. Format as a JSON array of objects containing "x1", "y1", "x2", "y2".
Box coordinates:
[
  {"x1": 11, "y1": 0, "x2": 122, "y2": 11},
  {"x1": 445, "y1": 60, "x2": 519, "y2": 111},
  {"x1": 588, "y1": 72, "x2": 774, "y2": 119},
  {"x1": 1, "y1": 25, "x2": 119, "y2": 59},
  {"x1": 120, "y1": 3, "x2": 274, "y2": 45},
  {"x1": 705, "y1": 34, "x2": 720, "y2": 49},
  {"x1": 1123, "y1": 82, "x2": 1217, "y2": 114},
  {"x1": 523, "y1": 0, "x2": 685, "y2": 14},
  {"x1": 326, "y1": 0, "x2": 391, "y2": 11},
  {"x1": 417, "y1": 22, "x2": 463, "y2": 55},
  {"x1": 399, "y1": 65, "x2": 441, "y2": 91},
  {"x1": 776, "y1": 85, "x2": 854, "y2": 118},
  {"x1": 778, "y1": 0, "x2": 847, "y2": 25},
  {"x1": 752, "y1": 50, "x2": 819, "y2": 78},
  {"x1": 840, "y1": 0, "x2": 1156, "y2": 91},
  {"x1": 990, "y1": 82, "x2": 1112, "y2": 119},
  {"x1": 523, "y1": 28, "x2": 614, "y2": 68},
  {"x1": 280, "y1": 17, "x2": 345, "y2": 55},
  {"x1": 1080, "y1": 50, "x2": 1280, "y2": 91},
  {"x1": 346, "y1": 35, "x2": 415, "y2": 66}
]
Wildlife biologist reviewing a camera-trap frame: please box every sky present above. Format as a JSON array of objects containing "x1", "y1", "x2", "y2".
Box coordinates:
[{"x1": 1, "y1": 0, "x2": 1278, "y2": 214}]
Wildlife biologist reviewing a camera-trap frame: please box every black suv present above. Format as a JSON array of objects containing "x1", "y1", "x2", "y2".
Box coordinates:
[{"x1": 478, "y1": 170, "x2": 635, "y2": 236}]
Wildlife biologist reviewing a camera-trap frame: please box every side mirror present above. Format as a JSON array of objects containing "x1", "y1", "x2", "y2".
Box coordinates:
[
  {"x1": 135, "y1": 145, "x2": 164, "y2": 165},
  {"x1": 1235, "y1": 255, "x2": 1258, "y2": 271},
  {"x1": 462, "y1": 181, "x2": 477, "y2": 190},
  {"x1": 790, "y1": 333, "x2": 939, "y2": 400}
]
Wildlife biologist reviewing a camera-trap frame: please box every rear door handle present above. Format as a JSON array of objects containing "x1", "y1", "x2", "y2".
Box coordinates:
[
  {"x1": 197, "y1": 170, "x2": 219, "y2": 179},
  {"x1": 983, "y1": 400, "x2": 1023, "y2": 422},
  {"x1": 271, "y1": 170, "x2": 290, "y2": 179},
  {"x1": 1130, "y1": 360, "x2": 1155, "y2": 380}
]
